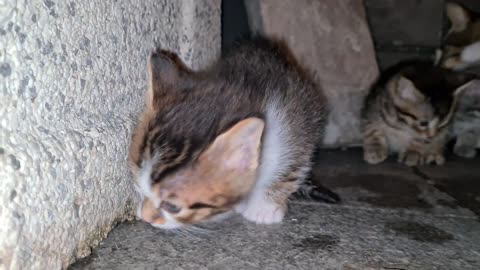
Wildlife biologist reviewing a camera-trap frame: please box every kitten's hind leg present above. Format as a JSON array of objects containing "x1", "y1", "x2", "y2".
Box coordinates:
[
  {"x1": 454, "y1": 130, "x2": 478, "y2": 158},
  {"x1": 363, "y1": 124, "x2": 389, "y2": 164}
]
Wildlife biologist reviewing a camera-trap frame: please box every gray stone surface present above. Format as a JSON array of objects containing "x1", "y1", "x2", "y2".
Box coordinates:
[
  {"x1": 245, "y1": 0, "x2": 379, "y2": 147},
  {"x1": 71, "y1": 149, "x2": 480, "y2": 270},
  {"x1": 0, "y1": 0, "x2": 220, "y2": 269},
  {"x1": 365, "y1": 0, "x2": 444, "y2": 48}
]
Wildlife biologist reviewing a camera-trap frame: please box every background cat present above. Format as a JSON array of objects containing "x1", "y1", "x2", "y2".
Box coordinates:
[
  {"x1": 440, "y1": 1, "x2": 480, "y2": 71},
  {"x1": 129, "y1": 38, "x2": 329, "y2": 229},
  {"x1": 451, "y1": 80, "x2": 480, "y2": 158},
  {"x1": 362, "y1": 61, "x2": 475, "y2": 166}
]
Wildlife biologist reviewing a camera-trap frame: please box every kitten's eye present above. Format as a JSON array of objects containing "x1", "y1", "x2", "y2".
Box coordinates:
[
  {"x1": 395, "y1": 107, "x2": 417, "y2": 120},
  {"x1": 160, "y1": 201, "x2": 182, "y2": 214},
  {"x1": 419, "y1": 121, "x2": 428, "y2": 127}
]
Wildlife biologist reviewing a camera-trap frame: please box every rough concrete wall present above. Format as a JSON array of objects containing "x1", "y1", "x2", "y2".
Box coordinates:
[
  {"x1": 245, "y1": 0, "x2": 379, "y2": 147},
  {"x1": 0, "y1": 0, "x2": 220, "y2": 269}
]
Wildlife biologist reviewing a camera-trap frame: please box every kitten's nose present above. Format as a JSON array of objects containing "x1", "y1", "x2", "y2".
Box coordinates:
[
  {"x1": 426, "y1": 129, "x2": 436, "y2": 138},
  {"x1": 141, "y1": 198, "x2": 166, "y2": 225}
]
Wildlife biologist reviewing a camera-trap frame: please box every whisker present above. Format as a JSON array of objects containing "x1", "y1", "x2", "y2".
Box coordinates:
[
  {"x1": 185, "y1": 225, "x2": 212, "y2": 237},
  {"x1": 171, "y1": 228, "x2": 189, "y2": 238},
  {"x1": 178, "y1": 227, "x2": 198, "y2": 239}
]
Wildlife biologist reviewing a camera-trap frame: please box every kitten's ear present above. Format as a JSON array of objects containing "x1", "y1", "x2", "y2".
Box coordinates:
[
  {"x1": 201, "y1": 118, "x2": 265, "y2": 171},
  {"x1": 396, "y1": 76, "x2": 424, "y2": 101},
  {"x1": 146, "y1": 50, "x2": 191, "y2": 110},
  {"x1": 446, "y1": 2, "x2": 470, "y2": 33}
]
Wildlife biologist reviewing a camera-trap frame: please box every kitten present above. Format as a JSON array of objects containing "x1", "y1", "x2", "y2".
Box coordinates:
[
  {"x1": 440, "y1": 2, "x2": 480, "y2": 70},
  {"x1": 362, "y1": 61, "x2": 475, "y2": 166},
  {"x1": 129, "y1": 38, "x2": 328, "y2": 229},
  {"x1": 451, "y1": 80, "x2": 480, "y2": 158},
  {"x1": 438, "y1": 2, "x2": 480, "y2": 158}
]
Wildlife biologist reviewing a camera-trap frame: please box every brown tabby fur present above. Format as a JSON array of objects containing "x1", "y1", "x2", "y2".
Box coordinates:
[
  {"x1": 362, "y1": 61, "x2": 475, "y2": 166},
  {"x1": 129, "y1": 38, "x2": 327, "y2": 229}
]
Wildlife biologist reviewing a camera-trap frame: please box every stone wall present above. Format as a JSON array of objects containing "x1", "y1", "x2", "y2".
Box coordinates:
[
  {"x1": 245, "y1": 0, "x2": 379, "y2": 147},
  {"x1": 0, "y1": 0, "x2": 220, "y2": 269}
]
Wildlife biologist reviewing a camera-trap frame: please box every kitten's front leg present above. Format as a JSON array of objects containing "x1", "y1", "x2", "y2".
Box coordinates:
[
  {"x1": 400, "y1": 138, "x2": 445, "y2": 166},
  {"x1": 454, "y1": 130, "x2": 478, "y2": 158},
  {"x1": 363, "y1": 124, "x2": 389, "y2": 164},
  {"x1": 235, "y1": 172, "x2": 301, "y2": 224},
  {"x1": 235, "y1": 188, "x2": 287, "y2": 224},
  {"x1": 423, "y1": 134, "x2": 447, "y2": 165},
  {"x1": 398, "y1": 150, "x2": 424, "y2": 166}
]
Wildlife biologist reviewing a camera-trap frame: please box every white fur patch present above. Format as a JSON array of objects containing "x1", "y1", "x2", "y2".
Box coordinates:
[
  {"x1": 235, "y1": 189, "x2": 285, "y2": 224},
  {"x1": 461, "y1": 41, "x2": 480, "y2": 63},
  {"x1": 256, "y1": 101, "x2": 292, "y2": 189},
  {"x1": 235, "y1": 101, "x2": 291, "y2": 224},
  {"x1": 150, "y1": 210, "x2": 183, "y2": 230},
  {"x1": 135, "y1": 201, "x2": 144, "y2": 220},
  {"x1": 137, "y1": 158, "x2": 159, "y2": 206}
]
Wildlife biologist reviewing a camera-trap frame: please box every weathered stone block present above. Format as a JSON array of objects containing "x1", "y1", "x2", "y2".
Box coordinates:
[{"x1": 0, "y1": 0, "x2": 220, "y2": 269}]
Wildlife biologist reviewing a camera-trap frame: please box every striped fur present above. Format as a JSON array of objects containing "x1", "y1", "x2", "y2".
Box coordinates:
[
  {"x1": 361, "y1": 61, "x2": 475, "y2": 166},
  {"x1": 129, "y1": 38, "x2": 327, "y2": 229}
]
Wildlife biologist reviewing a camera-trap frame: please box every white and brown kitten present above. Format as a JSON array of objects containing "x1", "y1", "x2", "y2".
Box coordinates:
[
  {"x1": 362, "y1": 61, "x2": 475, "y2": 166},
  {"x1": 129, "y1": 38, "x2": 328, "y2": 229},
  {"x1": 440, "y1": 2, "x2": 480, "y2": 70},
  {"x1": 451, "y1": 80, "x2": 480, "y2": 158}
]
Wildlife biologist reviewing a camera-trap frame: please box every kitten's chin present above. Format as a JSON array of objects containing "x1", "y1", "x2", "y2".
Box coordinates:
[
  {"x1": 150, "y1": 211, "x2": 234, "y2": 229},
  {"x1": 149, "y1": 212, "x2": 184, "y2": 230},
  {"x1": 137, "y1": 201, "x2": 184, "y2": 230},
  {"x1": 149, "y1": 220, "x2": 183, "y2": 230}
]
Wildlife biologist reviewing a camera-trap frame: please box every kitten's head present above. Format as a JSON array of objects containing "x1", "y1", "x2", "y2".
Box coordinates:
[
  {"x1": 129, "y1": 50, "x2": 264, "y2": 229},
  {"x1": 386, "y1": 65, "x2": 475, "y2": 139}
]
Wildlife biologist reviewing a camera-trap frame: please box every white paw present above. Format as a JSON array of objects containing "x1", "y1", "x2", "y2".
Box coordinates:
[
  {"x1": 235, "y1": 195, "x2": 286, "y2": 224},
  {"x1": 364, "y1": 145, "x2": 388, "y2": 164}
]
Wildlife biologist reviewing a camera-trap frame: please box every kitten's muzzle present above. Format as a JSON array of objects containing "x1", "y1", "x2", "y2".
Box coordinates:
[{"x1": 138, "y1": 199, "x2": 167, "y2": 225}]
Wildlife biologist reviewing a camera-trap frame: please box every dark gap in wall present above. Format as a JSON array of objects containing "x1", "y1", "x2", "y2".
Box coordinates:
[
  {"x1": 221, "y1": 0, "x2": 253, "y2": 54},
  {"x1": 364, "y1": 0, "x2": 445, "y2": 71}
]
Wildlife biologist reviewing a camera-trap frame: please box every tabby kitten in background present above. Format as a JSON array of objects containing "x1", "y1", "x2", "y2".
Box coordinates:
[
  {"x1": 362, "y1": 61, "x2": 475, "y2": 166},
  {"x1": 129, "y1": 38, "x2": 329, "y2": 229},
  {"x1": 451, "y1": 80, "x2": 480, "y2": 158}
]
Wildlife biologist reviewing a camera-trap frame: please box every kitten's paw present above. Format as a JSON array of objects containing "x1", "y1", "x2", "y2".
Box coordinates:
[
  {"x1": 454, "y1": 144, "x2": 477, "y2": 158},
  {"x1": 236, "y1": 196, "x2": 286, "y2": 224},
  {"x1": 425, "y1": 153, "x2": 445, "y2": 165},
  {"x1": 399, "y1": 151, "x2": 423, "y2": 166},
  {"x1": 363, "y1": 146, "x2": 388, "y2": 164}
]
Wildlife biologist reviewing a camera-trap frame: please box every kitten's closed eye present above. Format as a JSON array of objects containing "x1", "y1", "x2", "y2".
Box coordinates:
[
  {"x1": 160, "y1": 201, "x2": 182, "y2": 214},
  {"x1": 395, "y1": 106, "x2": 418, "y2": 120},
  {"x1": 189, "y1": 202, "x2": 216, "y2": 209}
]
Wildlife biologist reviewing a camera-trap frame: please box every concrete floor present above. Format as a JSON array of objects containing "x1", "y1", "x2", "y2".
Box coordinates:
[{"x1": 70, "y1": 148, "x2": 480, "y2": 270}]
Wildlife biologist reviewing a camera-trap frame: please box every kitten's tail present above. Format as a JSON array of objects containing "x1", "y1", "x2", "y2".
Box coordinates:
[{"x1": 294, "y1": 178, "x2": 341, "y2": 204}]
